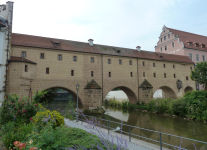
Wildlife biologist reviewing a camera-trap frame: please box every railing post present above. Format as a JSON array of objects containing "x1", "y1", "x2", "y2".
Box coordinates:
[
  {"x1": 129, "y1": 126, "x2": 131, "y2": 142},
  {"x1": 92, "y1": 117, "x2": 94, "y2": 129},
  {"x1": 108, "y1": 121, "x2": 109, "y2": 134},
  {"x1": 160, "y1": 132, "x2": 162, "y2": 150},
  {"x1": 81, "y1": 114, "x2": 82, "y2": 125}
]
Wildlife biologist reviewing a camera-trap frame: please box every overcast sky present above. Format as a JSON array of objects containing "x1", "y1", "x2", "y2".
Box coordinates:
[{"x1": 9, "y1": 0, "x2": 207, "y2": 51}]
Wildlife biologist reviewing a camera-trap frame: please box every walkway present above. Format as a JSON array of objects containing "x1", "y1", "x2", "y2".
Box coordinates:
[{"x1": 64, "y1": 118, "x2": 170, "y2": 150}]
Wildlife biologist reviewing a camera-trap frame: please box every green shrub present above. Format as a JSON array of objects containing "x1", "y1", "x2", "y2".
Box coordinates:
[
  {"x1": 148, "y1": 98, "x2": 172, "y2": 114},
  {"x1": 32, "y1": 110, "x2": 64, "y2": 130},
  {"x1": 169, "y1": 98, "x2": 187, "y2": 117},
  {"x1": 184, "y1": 90, "x2": 207, "y2": 120}
]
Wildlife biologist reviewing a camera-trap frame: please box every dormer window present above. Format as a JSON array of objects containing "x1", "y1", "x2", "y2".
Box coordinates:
[
  {"x1": 194, "y1": 43, "x2": 199, "y2": 47},
  {"x1": 116, "y1": 50, "x2": 121, "y2": 53},
  {"x1": 201, "y1": 44, "x2": 205, "y2": 48},
  {"x1": 51, "y1": 40, "x2": 60, "y2": 47},
  {"x1": 157, "y1": 54, "x2": 163, "y2": 58},
  {"x1": 187, "y1": 42, "x2": 192, "y2": 46}
]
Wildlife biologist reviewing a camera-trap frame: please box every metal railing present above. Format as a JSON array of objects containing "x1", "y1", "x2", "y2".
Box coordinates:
[{"x1": 66, "y1": 112, "x2": 207, "y2": 150}]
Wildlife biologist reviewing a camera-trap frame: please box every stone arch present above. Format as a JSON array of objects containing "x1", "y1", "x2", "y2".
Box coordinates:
[
  {"x1": 184, "y1": 86, "x2": 193, "y2": 93},
  {"x1": 42, "y1": 86, "x2": 84, "y2": 108},
  {"x1": 154, "y1": 86, "x2": 177, "y2": 99},
  {"x1": 104, "y1": 86, "x2": 138, "y2": 104}
]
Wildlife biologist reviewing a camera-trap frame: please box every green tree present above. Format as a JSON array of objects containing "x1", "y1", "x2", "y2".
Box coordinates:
[{"x1": 190, "y1": 62, "x2": 207, "y2": 90}]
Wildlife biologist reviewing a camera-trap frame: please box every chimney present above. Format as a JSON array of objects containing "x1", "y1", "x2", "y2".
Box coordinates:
[
  {"x1": 88, "y1": 39, "x2": 94, "y2": 46},
  {"x1": 136, "y1": 46, "x2": 141, "y2": 51}
]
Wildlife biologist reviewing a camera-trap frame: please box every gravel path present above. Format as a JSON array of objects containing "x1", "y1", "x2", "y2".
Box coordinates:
[{"x1": 64, "y1": 118, "x2": 158, "y2": 150}]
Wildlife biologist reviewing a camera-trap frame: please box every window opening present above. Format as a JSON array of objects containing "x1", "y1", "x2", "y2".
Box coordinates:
[
  {"x1": 73, "y1": 56, "x2": 77, "y2": 61},
  {"x1": 91, "y1": 57, "x2": 94, "y2": 63},
  {"x1": 109, "y1": 72, "x2": 111, "y2": 77},
  {"x1": 22, "y1": 52, "x2": 26, "y2": 58},
  {"x1": 71, "y1": 70, "x2": 74, "y2": 76},
  {"x1": 108, "y1": 59, "x2": 111, "y2": 64},
  {"x1": 91, "y1": 71, "x2": 94, "y2": 77},
  {"x1": 40, "y1": 53, "x2": 44, "y2": 59},
  {"x1": 58, "y1": 55, "x2": 62, "y2": 60},
  {"x1": 46, "y1": 68, "x2": 49, "y2": 74},
  {"x1": 25, "y1": 65, "x2": 28, "y2": 72}
]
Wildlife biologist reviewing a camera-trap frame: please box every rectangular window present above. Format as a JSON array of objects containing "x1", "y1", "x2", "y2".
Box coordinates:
[
  {"x1": 71, "y1": 70, "x2": 74, "y2": 76},
  {"x1": 129, "y1": 60, "x2": 132, "y2": 65},
  {"x1": 172, "y1": 42, "x2": 174, "y2": 47},
  {"x1": 173, "y1": 65, "x2": 175, "y2": 68},
  {"x1": 22, "y1": 52, "x2": 26, "y2": 58},
  {"x1": 25, "y1": 65, "x2": 28, "y2": 72},
  {"x1": 163, "y1": 64, "x2": 166, "y2": 68},
  {"x1": 164, "y1": 36, "x2": 166, "y2": 41},
  {"x1": 153, "y1": 73, "x2": 156, "y2": 78},
  {"x1": 164, "y1": 73, "x2": 166, "y2": 78},
  {"x1": 142, "y1": 62, "x2": 145, "y2": 66},
  {"x1": 189, "y1": 53, "x2": 193, "y2": 60},
  {"x1": 143, "y1": 72, "x2": 145, "y2": 77},
  {"x1": 196, "y1": 54, "x2": 199, "y2": 61},
  {"x1": 73, "y1": 56, "x2": 77, "y2": 61},
  {"x1": 190, "y1": 66, "x2": 192, "y2": 70},
  {"x1": 165, "y1": 45, "x2": 167, "y2": 51},
  {"x1": 160, "y1": 47, "x2": 162, "y2": 52},
  {"x1": 46, "y1": 68, "x2": 49, "y2": 74},
  {"x1": 174, "y1": 74, "x2": 176, "y2": 78},
  {"x1": 186, "y1": 76, "x2": 188, "y2": 80},
  {"x1": 202, "y1": 55, "x2": 205, "y2": 62},
  {"x1": 58, "y1": 54, "x2": 62, "y2": 60},
  {"x1": 91, "y1": 57, "x2": 94, "y2": 63},
  {"x1": 91, "y1": 71, "x2": 94, "y2": 77},
  {"x1": 119, "y1": 59, "x2": 122, "y2": 65},
  {"x1": 40, "y1": 53, "x2": 44, "y2": 59},
  {"x1": 109, "y1": 72, "x2": 111, "y2": 77},
  {"x1": 108, "y1": 59, "x2": 111, "y2": 64},
  {"x1": 168, "y1": 34, "x2": 170, "y2": 39},
  {"x1": 130, "y1": 72, "x2": 133, "y2": 77},
  {"x1": 160, "y1": 38, "x2": 162, "y2": 42},
  {"x1": 153, "y1": 63, "x2": 155, "y2": 67}
]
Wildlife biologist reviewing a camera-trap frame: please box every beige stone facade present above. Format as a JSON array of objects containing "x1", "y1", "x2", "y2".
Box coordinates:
[{"x1": 7, "y1": 40, "x2": 195, "y2": 108}]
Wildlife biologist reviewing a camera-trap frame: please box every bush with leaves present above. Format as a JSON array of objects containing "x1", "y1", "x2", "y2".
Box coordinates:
[
  {"x1": 148, "y1": 98, "x2": 172, "y2": 114},
  {"x1": 169, "y1": 98, "x2": 187, "y2": 117},
  {"x1": 184, "y1": 90, "x2": 207, "y2": 120}
]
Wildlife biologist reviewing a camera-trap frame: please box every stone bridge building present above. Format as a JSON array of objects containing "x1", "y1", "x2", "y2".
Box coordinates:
[{"x1": 6, "y1": 33, "x2": 195, "y2": 109}]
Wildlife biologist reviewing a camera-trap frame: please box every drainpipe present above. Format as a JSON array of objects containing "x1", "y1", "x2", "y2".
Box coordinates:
[
  {"x1": 101, "y1": 54, "x2": 103, "y2": 103},
  {"x1": 137, "y1": 58, "x2": 139, "y2": 101},
  {"x1": 4, "y1": 23, "x2": 9, "y2": 97}
]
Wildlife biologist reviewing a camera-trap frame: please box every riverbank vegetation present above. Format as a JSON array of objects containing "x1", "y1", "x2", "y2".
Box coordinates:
[{"x1": 104, "y1": 90, "x2": 207, "y2": 122}]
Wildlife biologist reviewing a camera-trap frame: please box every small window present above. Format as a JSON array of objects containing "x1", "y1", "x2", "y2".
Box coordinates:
[
  {"x1": 129, "y1": 60, "x2": 132, "y2": 65},
  {"x1": 91, "y1": 71, "x2": 94, "y2": 77},
  {"x1": 143, "y1": 72, "x2": 145, "y2": 77},
  {"x1": 108, "y1": 59, "x2": 111, "y2": 64},
  {"x1": 22, "y1": 52, "x2": 26, "y2": 58},
  {"x1": 46, "y1": 68, "x2": 49, "y2": 74},
  {"x1": 130, "y1": 72, "x2": 133, "y2": 77},
  {"x1": 73, "y1": 56, "x2": 77, "y2": 61},
  {"x1": 119, "y1": 59, "x2": 122, "y2": 65},
  {"x1": 195, "y1": 43, "x2": 199, "y2": 47},
  {"x1": 164, "y1": 36, "x2": 166, "y2": 41},
  {"x1": 201, "y1": 44, "x2": 205, "y2": 48},
  {"x1": 71, "y1": 70, "x2": 74, "y2": 76},
  {"x1": 190, "y1": 66, "x2": 192, "y2": 70},
  {"x1": 165, "y1": 45, "x2": 167, "y2": 51},
  {"x1": 172, "y1": 42, "x2": 174, "y2": 47},
  {"x1": 160, "y1": 38, "x2": 162, "y2": 42},
  {"x1": 164, "y1": 73, "x2": 166, "y2": 78},
  {"x1": 202, "y1": 55, "x2": 206, "y2": 62},
  {"x1": 196, "y1": 54, "x2": 199, "y2": 61},
  {"x1": 91, "y1": 57, "x2": 94, "y2": 63},
  {"x1": 188, "y1": 42, "x2": 192, "y2": 46},
  {"x1": 163, "y1": 64, "x2": 166, "y2": 68},
  {"x1": 25, "y1": 65, "x2": 28, "y2": 72},
  {"x1": 153, "y1": 63, "x2": 155, "y2": 67},
  {"x1": 142, "y1": 62, "x2": 145, "y2": 66},
  {"x1": 173, "y1": 65, "x2": 175, "y2": 68},
  {"x1": 58, "y1": 54, "x2": 62, "y2": 60},
  {"x1": 160, "y1": 47, "x2": 162, "y2": 52},
  {"x1": 153, "y1": 73, "x2": 156, "y2": 78},
  {"x1": 40, "y1": 53, "x2": 44, "y2": 59},
  {"x1": 168, "y1": 34, "x2": 170, "y2": 39},
  {"x1": 189, "y1": 53, "x2": 193, "y2": 60},
  {"x1": 109, "y1": 72, "x2": 111, "y2": 77},
  {"x1": 116, "y1": 50, "x2": 121, "y2": 53},
  {"x1": 186, "y1": 76, "x2": 188, "y2": 80},
  {"x1": 174, "y1": 74, "x2": 176, "y2": 78}
]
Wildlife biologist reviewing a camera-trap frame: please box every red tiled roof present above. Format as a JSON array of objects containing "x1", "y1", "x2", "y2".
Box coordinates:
[
  {"x1": 11, "y1": 33, "x2": 194, "y2": 64},
  {"x1": 10, "y1": 56, "x2": 37, "y2": 64},
  {"x1": 167, "y1": 27, "x2": 207, "y2": 52}
]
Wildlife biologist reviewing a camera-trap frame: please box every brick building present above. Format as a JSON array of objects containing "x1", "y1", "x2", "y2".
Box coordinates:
[{"x1": 155, "y1": 25, "x2": 207, "y2": 90}]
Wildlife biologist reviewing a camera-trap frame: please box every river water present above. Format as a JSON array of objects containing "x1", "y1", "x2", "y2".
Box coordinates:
[{"x1": 45, "y1": 101, "x2": 207, "y2": 150}]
